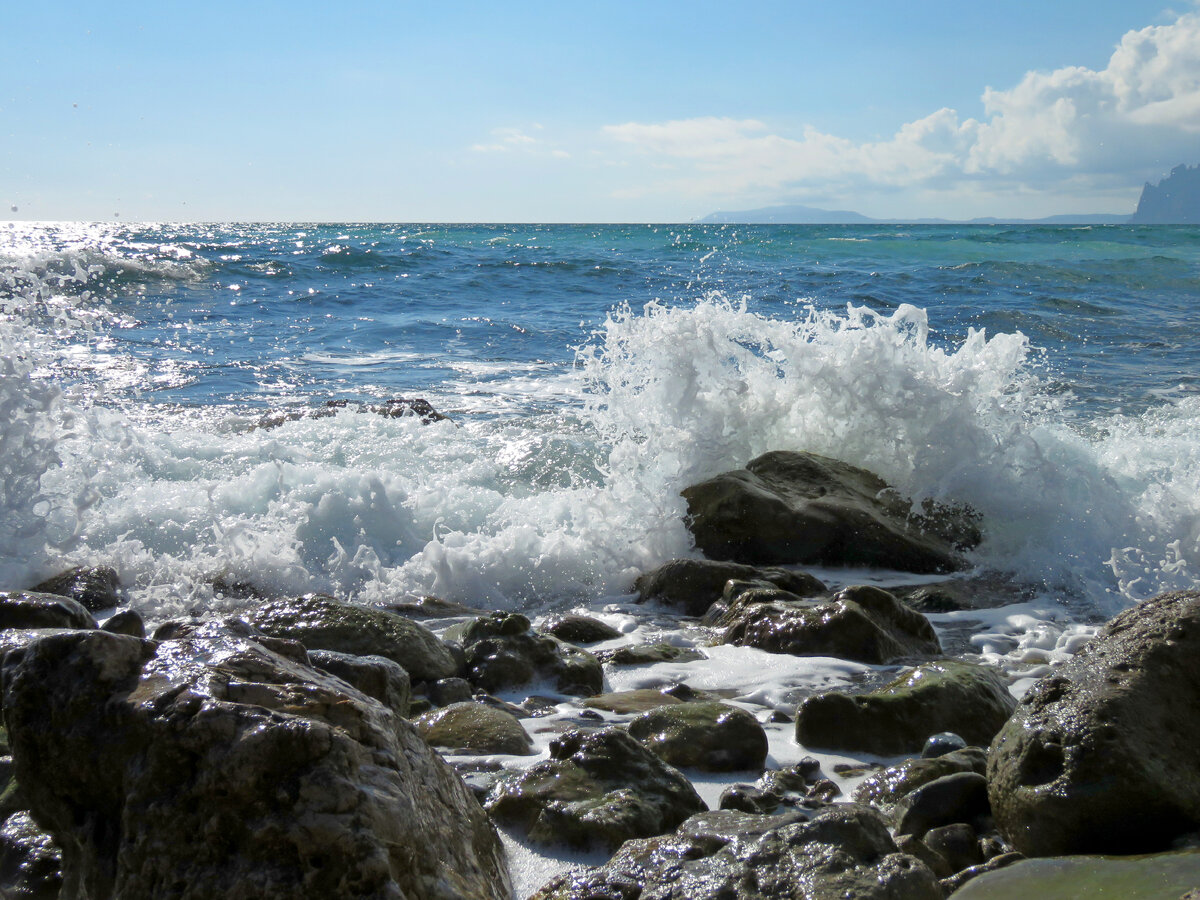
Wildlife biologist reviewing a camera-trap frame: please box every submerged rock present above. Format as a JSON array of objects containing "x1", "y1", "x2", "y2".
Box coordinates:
[
  {"x1": 682, "y1": 450, "x2": 979, "y2": 572},
  {"x1": 415, "y1": 701, "x2": 534, "y2": 756},
  {"x1": 797, "y1": 659, "x2": 1014, "y2": 755},
  {"x1": 539, "y1": 614, "x2": 621, "y2": 644},
  {"x1": 485, "y1": 726, "x2": 706, "y2": 850},
  {"x1": 256, "y1": 397, "x2": 448, "y2": 430},
  {"x1": 0, "y1": 592, "x2": 96, "y2": 632},
  {"x1": 596, "y1": 642, "x2": 706, "y2": 665},
  {"x1": 988, "y1": 588, "x2": 1200, "y2": 856},
  {"x1": 530, "y1": 803, "x2": 942, "y2": 900},
  {"x1": 1, "y1": 626, "x2": 510, "y2": 899},
  {"x1": 628, "y1": 701, "x2": 769, "y2": 772},
  {"x1": 30, "y1": 566, "x2": 122, "y2": 613},
  {"x1": 459, "y1": 613, "x2": 603, "y2": 696},
  {"x1": 635, "y1": 557, "x2": 826, "y2": 617},
  {"x1": 725, "y1": 585, "x2": 941, "y2": 664},
  {"x1": 246, "y1": 593, "x2": 457, "y2": 682}
]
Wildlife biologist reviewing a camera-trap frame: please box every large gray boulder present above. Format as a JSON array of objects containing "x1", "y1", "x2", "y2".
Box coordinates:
[
  {"x1": 988, "y1": 589, "x2": 1200, "y2": 856},
  {"x1": 246, "y1": 592, "x2": 457, "y2": 682},
  {"x1": 682, "y1": 450, "x2": 980, "y2": 573},
  {"x1": 485, "y1": 727, "x2": 706, "y2": 850},
  {"x1": 725, "y1": 585, "x2": 941, "y2": 664},
  {"x1": 635, "y1": 558, "x2": 826, "y2": 617},
  {"x1": 797, "y1": 659, "x2": 1015, "y2": 755},
  {"x1": 1, "y1": 625, "x2": 510, "y2": 899},
  {"x1": 0, "y1": 592, "x2": 96, "y2": 631},
  {"x1": 530, "y1": 804, "x2": 942, "y2": 900}
]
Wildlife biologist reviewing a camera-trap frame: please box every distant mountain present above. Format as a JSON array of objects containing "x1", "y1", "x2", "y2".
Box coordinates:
[
  {"x1": 698, "y1": 204, "x2": 1128, "y2": 226},
  {"x1": 698, "y1": 204, "x2": 875, "y2": 224},
  {"x1": 1130, "y1": 164, "x2": 1200, "y2": 224}
]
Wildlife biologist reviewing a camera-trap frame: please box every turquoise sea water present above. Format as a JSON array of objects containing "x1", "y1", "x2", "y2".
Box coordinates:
[{"x1": 2, "y1": 222, "x2": 1199, "y2": 618}]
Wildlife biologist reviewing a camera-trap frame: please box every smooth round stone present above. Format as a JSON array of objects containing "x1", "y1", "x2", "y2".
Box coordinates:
[{"x1": 922, "y1": 731, "x2": 968, "y2": 758}]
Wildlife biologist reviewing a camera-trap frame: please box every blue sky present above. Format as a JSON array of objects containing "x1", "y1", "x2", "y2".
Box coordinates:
[{"x1": 3, "y1": 1, "x2": 1196, "y2": 221}]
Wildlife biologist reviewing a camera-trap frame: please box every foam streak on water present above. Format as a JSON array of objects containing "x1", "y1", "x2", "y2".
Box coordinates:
[{"x1": 0, "y1": 222, "x2": 1198, "y2": 620}]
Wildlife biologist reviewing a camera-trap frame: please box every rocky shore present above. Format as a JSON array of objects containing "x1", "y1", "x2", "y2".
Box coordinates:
[{"x1": 2, "y1": 450, "x2": 1199, "y2": 898}]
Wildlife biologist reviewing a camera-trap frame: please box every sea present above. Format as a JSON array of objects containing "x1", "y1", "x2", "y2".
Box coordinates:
[{"x1": 3, "y1": 220, "x2": 1198, "y2": 891}]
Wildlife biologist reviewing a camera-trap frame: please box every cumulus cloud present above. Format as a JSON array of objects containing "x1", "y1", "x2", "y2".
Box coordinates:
[{"x1": 603, "y1": 11, "x2": 1200, "y2": 206}]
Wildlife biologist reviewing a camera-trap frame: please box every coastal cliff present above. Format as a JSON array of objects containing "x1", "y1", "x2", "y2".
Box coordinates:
[{"x1": 1130, "y1": 163, "x2": 1200, "y2": 224}]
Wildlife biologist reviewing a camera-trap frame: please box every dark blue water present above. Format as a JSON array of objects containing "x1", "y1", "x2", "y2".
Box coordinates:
[{"x1": 12, "y1": 222, "x2": 1197, "y2": 416}]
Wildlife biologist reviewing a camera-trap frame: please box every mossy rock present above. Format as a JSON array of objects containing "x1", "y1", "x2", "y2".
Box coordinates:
[
  {"x1": 797, "y1": 659, "x2": 1015, "y2": 755},
  {"x1": 854, "y1": 747, "x2": 988, "y2": 808},
  {"x1": 485, "y1": 727, "x2": 705, "y2": 850},
  {"x1": 628, "y1": 701, "x2": 769, "y2": 772},
  {"x1": 414, "y1": 701, "x2": 534, "y2": 756},
  {"x1": 725, "y1": 585, "x2": 941, "y2": 664},
  {"x1": 246, "y1": 593, "x2": 456, "y2": 682}
]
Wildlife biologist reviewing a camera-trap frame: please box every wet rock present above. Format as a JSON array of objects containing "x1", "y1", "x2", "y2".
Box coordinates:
[
  {"x1": 924, "y1": 822, "x2": 983, "y2": 873},
  {"x1": 583, "y1": 688, "x2": 686, "y2": 714},
  {"x1": 30, "y1": 565, "x2": 122, "y2": 612},
  {"x1": 895, "y1": 833, "x2": 954, "y2": 879},
  {"x1": 257, "y1": 397, "x2": 448, "y2": 430},
  {"x1": 719, "y1": 784, "x2": 779, "y2": 814},
  {"x1": 414, "y1": 701, "x2": 534, "y2": 756},
  {"x1": 308, "y1": 649, "x2": 412, "y2": 718},
  {"x1": 426, "y1": 676, "x2": 474, "y2": 707},
  {"x1": 628, "y1": 701, "x2": 769, "y2": 772},
  {"x1": 706, "y1": 580, "x2": 817, "y2": 627},
  {"x1": 246, "y1": 592, "x2": 457, "y2": 682},
  {"x1": 152, "y1": 617, "x2": 311, "y2": 665},
  {"x1": 725, "y1": 585, "x2": 941, "y2": 664},
  {"x1": 0, "y1": 810, "x2": 62, "y2": 900},
  {"x1": 1, "y1": 626, "x2": 510, "y2": 899},
  {"x1": 0, "y1": 592, "x2": 96, "y2": 632},
  {"x1": 941, "y1": 851, "x2": 1200, "y2": 899},
  {"x1": 797, "y1": 659, "x2": 1014, "y2": 754},
  {"x1": 682, "y1": 450, "x2": 980, "y2": 572},
  {"x1": 923, "y1": 731, "x2": 968, "y2": 758},
  {"x1": 988, "y1": 589, "x2": 1200, "y2": 856},
  {"x1": 384, "y1": 596, "x2": 489, "y2": 619},
  {"x1": 530, "y1": 803, "x2": 942, "y2": 900},
  {"x1": 596, "y1": 642, "x2": 706, "y2": 665},
  {"x1": 485, "y1": 726, "x2": 706, "y2": 850},
  {"x1": 100, "y1": 609, "x2": 145, "y2": 639},
  {"x1": 636, "y1": 557, "x2": 826, "y2": 617},
  {"x1": 460, "y1": 613, "x2": 602, "y2": 697},
  {"x1": 854, "y1": 747, "x2": 989, "y2": 809},
  {"x1": 895, "y1": 772, "x2": 991, "y2": 839},
  {"x1": 540, "y1": 614, "x2": 621, "y2": 644}
]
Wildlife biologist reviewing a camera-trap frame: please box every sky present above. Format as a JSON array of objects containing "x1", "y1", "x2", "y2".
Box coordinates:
[{"x1": 2, "y1": 1, "x2": 1198, "y2": 222}]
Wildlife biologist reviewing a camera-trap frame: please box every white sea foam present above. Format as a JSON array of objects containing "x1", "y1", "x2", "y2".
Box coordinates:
[{"x1": 2, "y1": 255, "x2": 1199, "y2": 621}]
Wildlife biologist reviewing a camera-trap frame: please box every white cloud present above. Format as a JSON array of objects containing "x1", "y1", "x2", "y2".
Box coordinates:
[{"x1": 601, "y1": 11, "x2": 1200, "y2": 210}]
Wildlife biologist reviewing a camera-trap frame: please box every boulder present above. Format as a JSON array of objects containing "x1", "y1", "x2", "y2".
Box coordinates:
[
  {"x1": 246, "y1": 593, "x2": 457, "y2": 682},
  {"x1": 628, "y1": 701, "x2": 768, "y2": 772},
  {"x1": 0, "y1": 811, "x2": 61, "y2": 900},
  {"x1": 596, "y1": 642, "x2": 706, "y2": 665},
  {"x1": 539, "y1": 614, "x2": 621, "y2": 644},
  {"x1": 307, "y1": 649, "x2": 412, "y2": 719},
  {"x1": 893, "y1": 772, "x2": 991, "y2": 838},
  {"x1": 100, "y1": 609, "x2": 146, "y2": 638},
  {"x1": 583, "y1": 689, "x2": 685, "y2": 715},
  {"x1": 949, "y1": 850, "x2": 1200, "y2": 900},
  {"x1": 854, "y1": 747, "x2": 988, "y2": 808},
  {"x1": 257, "y1": 397, "x2": 448, "y2": 430},
  {"x1": 0, "y1": 592, "x2": 96, "y2": 632},
  {"x1": 725, "y1": 585, "x2": 941, "y2": 664},
  {"x1": 988, "y1": 589, "x2": 1200, "y2": 856},
  {"x1": 530, "y1": 803, "x2": 942, "y2": 900},
  {"x1": 682, "y1": 450, "x2": 979, "y2": 572},
  {"x1": 797, "y1": 659, "x2": 1014, "y2": 754},
  {"x1": 1, "y1": 625, "x2": 510, "y2": 899},
  {"x1": 30, "y1": 566, "x2": 122, "y2": 612},
  {"x1": 414, "y1": 702, "x2": 534, "y2": 756},
  {"x1": 635, "y1": 558, "x2": 826, "y2": 617},
  {"x1": 485, "y1": 727, "x2": 706, "y2": 850},
  {"x1": 459, "y1": 613, "x2": 602, "y2": 696}
]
